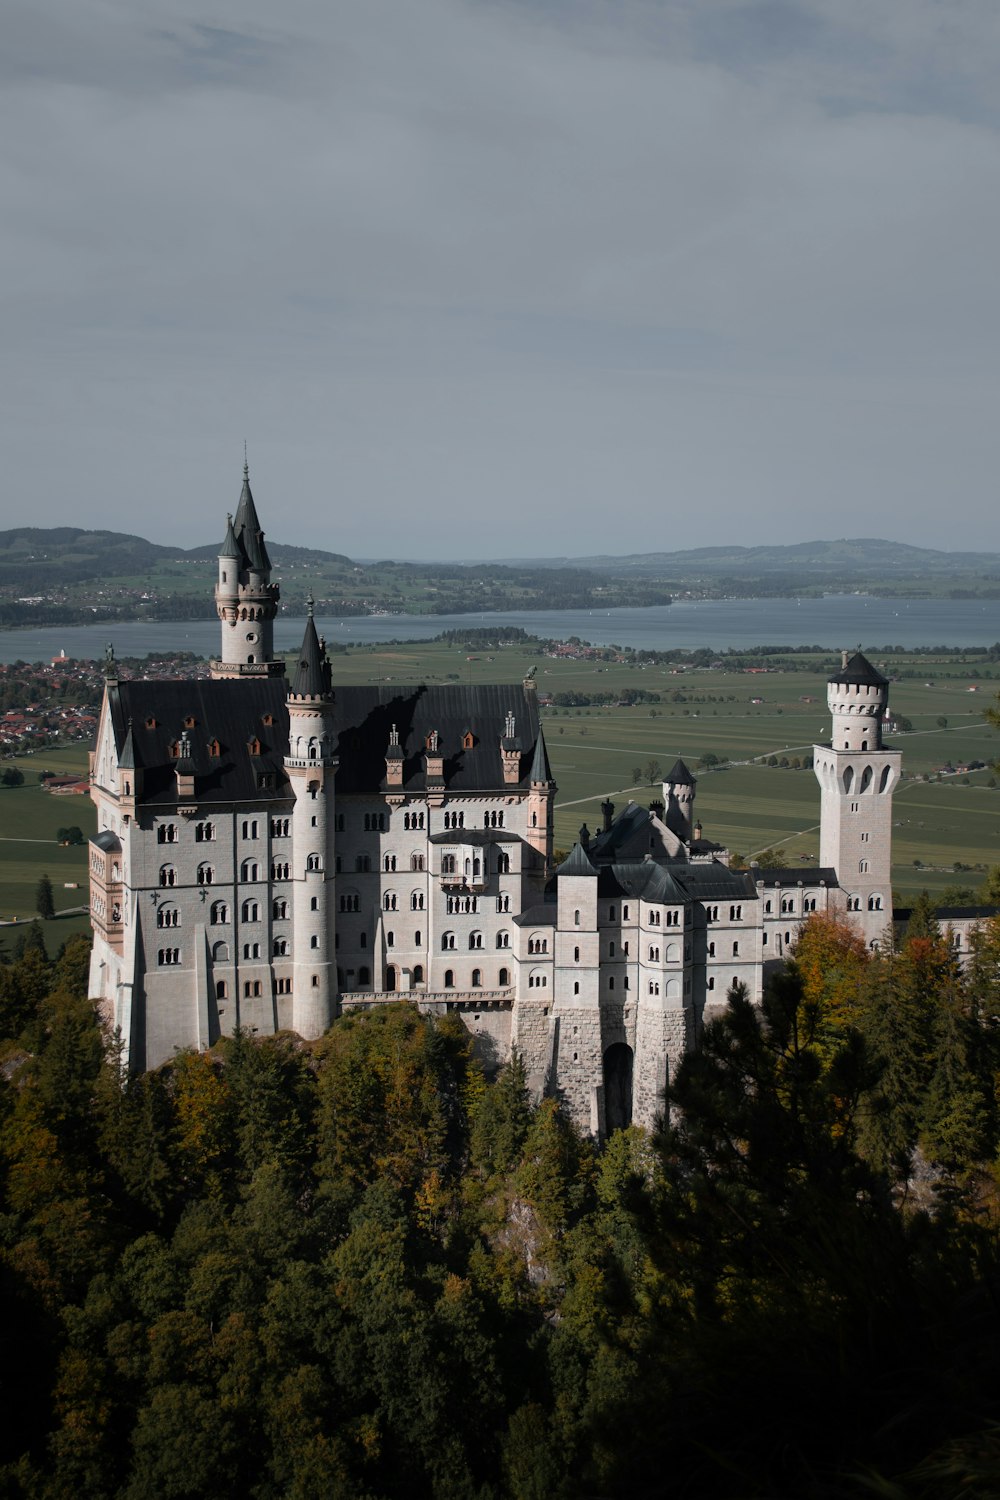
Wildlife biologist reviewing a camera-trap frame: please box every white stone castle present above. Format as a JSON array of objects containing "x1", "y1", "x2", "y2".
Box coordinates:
[{"x1": 87, "y1": 465, "x2": 911, "y2": 1135}]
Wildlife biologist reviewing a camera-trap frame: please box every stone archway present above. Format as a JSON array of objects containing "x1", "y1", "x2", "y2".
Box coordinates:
[{"x1": 604, "y1": 1043, "x2": 634, "y2": 1133}]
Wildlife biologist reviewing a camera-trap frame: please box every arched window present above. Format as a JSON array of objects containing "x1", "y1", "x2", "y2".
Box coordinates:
[
  {"x1": 879, "y1": 765, "x2": 891, "y2": 792},
  {"x1": 211, "y1": 901, "x2": 229, "y2": 925},
  {"x1": 732, "y1": 941, "x2": 740, "y2": 957},
  {"x1": 574, "y1": 909, "x2": 580, "y2": 926},
  {"x1": 469, "y1": 931, "x2": 483, "y2": 950},
  {"x1": 273, "y1": 938, "x2": 289, "y2": 957},
  {"x1": 859, "y1": 859, "x2": 869, "y2": 874},
  {"x1": 307, "y1": 853, "x2": 322, "y2": 871},
  {"x1": 157, "y1": 823, "x2": 177, "y2": 845},
  {"x1": 355, "y1": 854, "x2": 371, "y2": 872},
  {"x1": 442, "y1": 854, "x2": 456, "y2": 875},
  {"x1": 608, "y1": 975, "x2": 615, "y2": 990},
  {"x1": 198, "y1": 863, "x2": 214, "y2": 885},
  {"x1": 239, "y1": 860, "x2": 258, "y2": 882},
  {"x1": 215, "y1": 979, "x2": 227, "y2": 1000},
  {"x1": 410, "y1": 891, "x2": 424, "y2": 911},
  {"x1": 358, "y1": 966, "x2": 370, "y2": 986},
  {"x1": 241, "y1": 899, "x2": 259, "y2": 923},
  {"x1": 842, "y1": 766, "x2": 854, "y2": 794},
  {"x1": 868, "y1": 894, "x2": 883, "y2": 911},
  {"x1": 497, "y1": 894, "x2": 511, "y2": 913},
  {"x1": 383, "y1": 854, "x2": 396, "y2": 872},
  {"x1": 497, "y1": 851, "x2": 510, "y2": 874},
  {"x1": 860, "y1": 765, "x2": 874, "y2": 793},
  {"x1": 158, "y1": 864, "x2": 176, "y2": 887},
  {"x1": 442, "y1": 931, "x2": 456, "y2": 951},
  {"x1": 413, "y1": 965, "x2": 424, "y2": 984},
  {"x1": 471, "y1": 968, "x2": 481, "y2": 987},
  {"x1": 410, "y1": 853, "x2": 424, "y2": 871},
  {"x1": 156, "y1": 906, "x2": 179, "y2": 929},
  {"x1": 384, "y1": 892, "x2": 397, "y2": 911},
  {"x1": 444, "y1": 969, "x2": 454, "y2": 988},
  {"x1": 496, "y1": 931, "x2": 509, "y2": 948},
  {"x1": 272, "y1": 899, "x2": 288, "y2": 920},
  {"x1": 195, "y1": 821, "x2": 215, "y2": 843},
  {"x1": 499, "y1": 966, "x2": 510, "y2": 986}
]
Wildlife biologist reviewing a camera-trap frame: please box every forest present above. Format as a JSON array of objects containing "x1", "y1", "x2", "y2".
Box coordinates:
[{"x1": 3, "y1": 911, "x2": 1000, "y2": 1498}]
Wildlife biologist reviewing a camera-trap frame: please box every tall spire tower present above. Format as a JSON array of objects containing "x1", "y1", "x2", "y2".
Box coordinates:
[
  {"x1": 813, "y1": 650, "x2": 900, "y2": 947},
  {"x1": 211, "y1": 459, "x2": 284, "y2": 679}
]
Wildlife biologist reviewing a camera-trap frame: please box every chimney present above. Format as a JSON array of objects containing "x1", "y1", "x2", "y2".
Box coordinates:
[{"x1": 601, "y1": 798, "x2": 614, "y2": 832}]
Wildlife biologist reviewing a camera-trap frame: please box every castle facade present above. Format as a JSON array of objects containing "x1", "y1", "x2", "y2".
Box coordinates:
[{"x1": 88, "y1": 467, "x2": 907, "y2": 1135}]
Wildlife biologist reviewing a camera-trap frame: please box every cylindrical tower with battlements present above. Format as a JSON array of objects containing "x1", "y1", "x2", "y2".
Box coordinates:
[{"x1": 212, "y1": 462, "x2": 284, "y2": 680}]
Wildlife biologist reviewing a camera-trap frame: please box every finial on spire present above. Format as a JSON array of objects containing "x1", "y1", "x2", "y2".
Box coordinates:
[
  {"x1": 504, "y1": 709, "x2": 516, "y2": 739},
  {"x1": 243, "y1": 439, "x2": 248, "y2": 480},
  {"x1": 389, "y1": 723, "x2": 399, "y2": 747},
  {"x1": 306, "y1": 593, "x2": 315, "y2": 618}
]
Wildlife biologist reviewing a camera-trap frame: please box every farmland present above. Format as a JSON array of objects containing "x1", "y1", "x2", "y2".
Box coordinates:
[{"x1": 1, "y1": 639, "x2": 998, "y2": 955}]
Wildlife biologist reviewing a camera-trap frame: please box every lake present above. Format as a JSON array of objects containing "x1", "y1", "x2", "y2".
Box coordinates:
[{"x1": 2, "y1": 595, "x2": 998, "y2": 665}]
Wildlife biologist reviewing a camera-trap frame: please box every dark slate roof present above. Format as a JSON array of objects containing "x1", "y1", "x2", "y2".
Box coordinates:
[
  {"x1": 513, "y1": 902, "x2": 558, "y2": 928},
  {"x1": 92, "y1": 830, "x2": 121, "y2": 852},
  {"x1": 828, "y1": 651, "x2": 887, "y2": 688},
  {"x1": 754, "y1": 866, "x2": 839, "y2": 888},
  {"x1": 289, "y1": 612, "x2": 332, "y2": 699},
  {"x1": 672, "y1": 864, "x2": 759, "y2": 902},
  {"x1": 219, "y1": 513, "x2": 240, "y2": 561},
  {"x1": 529, "y1": 727, "x2": 553, "y2": 784},
  {"x1": 429, "y1": 829, "x2": 525, "y2": 847},
  {"x1": 665, "y1": 757, "x2": 696, "y2": 786},
  {"x1": 607, "y1": 861, "x2": 689, "y2": 904},
  {"x1": 590, "y1": 800, "x2": 653, "y2": 860},
  {"x1": 108, "y1": 679, "x2": 545, "y2": 804},
  {"x1": 232, "y1": 464, "x2": 272, "y2": 575},
  {"x1": 557, "y1": 843, "x2": 597, "y2": 877}
]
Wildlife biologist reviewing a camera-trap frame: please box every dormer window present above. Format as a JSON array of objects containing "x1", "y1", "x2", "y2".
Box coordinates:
[
  {"x1": 207, "y1": 739, "x2": 221, "y2": 758},
  {"x1": 257, "y1": 771, "x2": 275, "y2": 790},
  {"x1": 425, "y1": 730, "x2": 440, "y2": 753},
  {"x1": 247, "y1": 736, "x2": 261, "y2": 755},
  {"x1": 183, "y1": 715, "x2": 197, "y2": 729},
  {"x1": 262, "y1": 713, "x2": 274, "y2": 726},
  {"x1": 168, "y1": 741, "x2": 181, "y2": 759},
  {"x1": 462, "y1": 730, "x2": 474, "y2": 750},
  {"x1": 145, "y1": 716, "x2": 157, "y2": 729}
]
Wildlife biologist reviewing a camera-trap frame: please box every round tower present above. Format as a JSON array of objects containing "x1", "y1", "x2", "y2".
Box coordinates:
[
  {"x1": 662, "y1": 757, "x2": 696, "y2": 842},
  {"x1": 285, "y1": 602, "x2": 338, "y2": 1037},
  {"x1": 211, "y1": 461, "x2": 284, "y2": 679},
  {"x1": 827, "y1": 647, "x2": 888, "y2": 753}
]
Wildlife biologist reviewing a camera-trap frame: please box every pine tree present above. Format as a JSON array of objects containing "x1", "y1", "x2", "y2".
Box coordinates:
[{"x1": 36, "y1": 872, "x2": 55, "y2": 920}]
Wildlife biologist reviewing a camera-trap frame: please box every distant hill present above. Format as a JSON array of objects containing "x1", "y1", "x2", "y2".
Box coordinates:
[{"x1": 498, "y1": 539, "x2": 1000, "y2": 578}]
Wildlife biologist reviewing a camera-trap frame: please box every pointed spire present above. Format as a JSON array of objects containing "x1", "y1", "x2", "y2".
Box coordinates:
[
  {"x1": 119, "y1": 717, "x2": 136, "y2": 769},
  {"x1": 219, "y1": 512, "x2": 239, "y2": 559},
  {"x1": 290, "y1": 610, "x2": 332, "y2": 699},
  {"x1": 232, "y1": 456, "x2": 272, "y2": 574},
  {"x1": 665, "y1": 756, "x2": 696, "y2": 786},
  {"x1": 529, "y1": 725, "x2": 553, "y2": 784}
]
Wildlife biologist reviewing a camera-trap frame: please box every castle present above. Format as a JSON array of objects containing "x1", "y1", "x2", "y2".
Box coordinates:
[{"x1": 87, "y1": 465, "x2": 922, "y2": 1135}]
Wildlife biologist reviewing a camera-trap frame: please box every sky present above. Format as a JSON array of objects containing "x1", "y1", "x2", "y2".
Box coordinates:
[{"x1": 4, "y1": 0, "x2": 1000, "y2": 561}]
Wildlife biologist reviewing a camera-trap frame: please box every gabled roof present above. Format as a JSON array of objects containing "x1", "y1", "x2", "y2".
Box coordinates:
[
  {"x1": 608, "y1": 860, "x2": 689, "y2": 904},
  {"x1": 671, "y1": 863, "x2": 759, "y2": 901},
  {"x1": 105, "y1": 679, "x2": 547, "y2": 803},
  {"x1": 828, "y1": 651, "x2": 887, "y2": 688}
]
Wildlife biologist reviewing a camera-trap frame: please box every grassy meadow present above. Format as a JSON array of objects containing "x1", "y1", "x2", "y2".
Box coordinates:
[{"x1": 0, "y1": 640, "x2": 997, "y2": 954}]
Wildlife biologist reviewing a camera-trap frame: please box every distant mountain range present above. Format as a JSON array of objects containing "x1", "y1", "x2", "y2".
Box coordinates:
[{"x1": 3, "y1": 528, "x2": 999, "y2": 581}]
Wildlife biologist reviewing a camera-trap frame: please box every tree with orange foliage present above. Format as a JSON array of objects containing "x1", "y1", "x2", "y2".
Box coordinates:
[{"x1": 790, "y1": 911, "x2": 870, "y2": 1059}]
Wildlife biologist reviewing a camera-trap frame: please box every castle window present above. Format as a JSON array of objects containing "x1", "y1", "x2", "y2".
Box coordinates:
[
  {"x1": 208, "y1": 739, "x2": 221, "y2": 758},
  {"x1": 339, "y1": 893, "x2": 359, "y2": 913},
  {"x1": 859, "y1": 859, "x2": 869, "y2": 874},
  {"x1": 861, "y1": 832, "x2": 870, "y2": 843},
  {"x1": 732, "y1": 941, "x2": 740, "y2": 957},
  {"x1": 239, "y1": 860, "x2": 258, "y2": 882},
  {"x1": 355, "y1": 854, "x2": 370, "y2": 873},
  {"x1": 384, "y1": 892, "x2": 397, "y2": 911},
  {"x1": 708, "y1": 977, "x2": 715, "y2": 990},
  {"x1": 469, "y1": 931, "x2": 483, "y2": 950},
  {"x1": 310, "y1": 935, "x2": 319, "y2": 949},
  {"x1": 273, "y1": 938, "x2": 289, "y2": 957},
  {"x1": 623, "y1": 905, "x2": 629, "y2": 920},
  {"x1": 850, "y1": 802, "x2": 859, "y2": 813},
  {"x1": 499, "y1": 967, "x2": 510, "y2": 986},
  {"x1": 574, "y1": 909, "x2": 580, "y2": 926},
  {"x1": 145, "y1": 716, "x2": 157, "y2": 729},
  {"x1": 441, "y1": 854, "x2": 456, "y2": 875},
  {"x1": 336, "y1": 813, "x2": 345, "y2": 832},
  {"x1": 274, "y1": 977, "x2": 292, "y2": 995},
  {"x1": 765, "y1": 900, "x2": 772, "y2": 914},
  {"x1": 471, "y1": 968, "x2": 481, "y2": 987},
  {"x1": 156, "y1": 906, "x2": 180, "y2": 929},
  {"x1": 243, "y1": 980, "x2": 262, "y2": 998},
  {"x1": 843, "y1": 767, "x2": 854, "y2": 793},
  {"x1": 262, "y1": 713, "x2": 274, "y2": 726},
  {"x1": 868, "y1": 894, "x2": 883, "y2": 911},
  {"x1": 574, "y1": 946, "x2": 580, "y2": 962},
  {"x1": 386, "y1": 931, "x2": 394, "y2": 948},
  {"x1": 271, "y1": 818, "x2": 290, "y2": 838},
  {"x1": 444, "y1": 969, "x2": 454, "y2": 988},
  {"x1": 241, "y1": 899, "x2": 260, "y2": 922},
  {"x1": 497, "y1": 851, "x2": 510, "y2": 874},
  {"x1": 243, "y1": 942, "x2": 261, "y2": 960},
  {"x1": 442, "y1": 932, "x2": 456, "y2": 951},
  {"x1": 247, "y1": 737, "x2": 261, "y2": 756},
  {"x1": 708, "y1": 941, "x2": 715, "y2": 958},
  {"x1": 311, "y1": 897, "x2": 319, "y2": 912},
  {"x1": 609, "y1": 940, "x2": 615, "y2": 957},
  {"x1": 157, "y1": 824, "x2": 177, "y2": 844},
  {"x1": 272, "y1": 899, "x2": 288, "y2": 920},
  {"x1": 410, "y1": 891, "x2": 424, "y2": 911},
  {"x1": 730, "y1": 905, "x2": 742, "y2": 921},
  {"x1": 307, "y1": 853, "x2": 322, "y2": 872},
  {"x1": 608, "y1": 905, "x2": 616, "y2": 921},
  {"x1": 879, "y1": 766, "x2": 891, "y2": 793},
  {"x1": 648, "y1": 945, "x2": 659, "y2": 962},
  {"x1": 216, "y1": 980, "x2": 227, "y2": 1000},
  {"x1": 157, "y1": 948, "x2": 180, "y2": 966},
  {"x1": 415, "y1": 930, "x2": 421, "y2": 946},
  {"x1": 358, "y1": 967, "x2": 370, "y2": 985},
  {"x1": 383, "y1": 854, "x2": 396, "y2": 872},
  {"x1": 496, "y1": 931, "x2": 509, "y2": 948},
  {"x1": 183, "y1": 715, "x2": 196, "y2": 729},
  {"x1": 464, "y1": 732, "x2": 475, "y2": 750},
  {"x1": 609, "y1": 976, "x2": 615, "y2": 990},
  {"x1": 410, "y1": 853, "x2": 424, "y2": 871},
  {"x1": 158, "y1": 865, "x2": 176, "y2": 887},
  {"x1": 272, "y1": 861, "x2": 290, "y2": 880},
  {"x1": 707, "y1": 905, "x2": 718, "y2": 921},
  {"x1": 860, "y1": 766, "x2": 874, "y2": 793},
  {"x1": 211, "y1": 901, "x2": 229, "y2": 925},
  {"x1": 195, "y1": 821, "x2": 215, "y2": 843},
  {"x1": 497, "y1": 893, "x2": 510, "y2": 913},
  {"x1": 413, "y1": 965, "x2": 424, "y2": 984},
  {"x1": 242, "y1": 819, "x2": 259, "y2": 840}
]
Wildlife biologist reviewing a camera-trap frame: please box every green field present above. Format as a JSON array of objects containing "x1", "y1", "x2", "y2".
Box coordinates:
[{"x1": 0, "y1": 643, "x2": 996, "y2": 952}]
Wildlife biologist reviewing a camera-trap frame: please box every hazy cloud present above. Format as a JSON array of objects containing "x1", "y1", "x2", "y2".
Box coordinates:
[{"x1": 3, "y1": 0, "x2": 999, "y2": 557}]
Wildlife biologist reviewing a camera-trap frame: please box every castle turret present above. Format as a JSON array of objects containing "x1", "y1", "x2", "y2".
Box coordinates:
[
  {"x1": 813, "y1": 650, "x2": 899, "y2": 948},
  {"x1": 211, "y1": 461, "x2": 284, "y2": 680},
  {"x1": 285, "y1": 600, "x2": 338, "y2": 1037},
  {"x1": 663, "y1": 757, "x2": 696, "y2": 843},
  {"x1": 526, "y1": 724, "x2": 555, "y2": 867}
]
